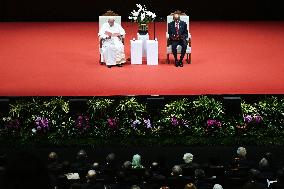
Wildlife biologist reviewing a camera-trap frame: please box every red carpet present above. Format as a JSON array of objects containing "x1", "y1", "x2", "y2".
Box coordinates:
[{"x1": 1, "y1": 21, "x2": 284, "y2": 96}]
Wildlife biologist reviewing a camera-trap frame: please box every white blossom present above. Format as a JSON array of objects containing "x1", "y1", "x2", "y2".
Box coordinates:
[{"x1": 129, "y1": 4, "x2": 156, "y2": 23}]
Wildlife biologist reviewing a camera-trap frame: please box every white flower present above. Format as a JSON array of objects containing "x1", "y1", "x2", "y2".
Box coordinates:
[
  {"x1": 129, "y1": 4, "x2": 155, "y2": 23},
  {"x1": 32, "y1": 128, "x2": 36, "y2": 133},
  {"x1": 136, "y1": 4, "x2": 142, "y2": 9},
  {"x1": 146, "y1": 11, "x2": 152, "y2": 16},
  {"x1": 132, "y1": 11, "x2": 139, "y2": 17},
  {"x1": 133, "y1": 120, "x2": 141, "y2": 125}
]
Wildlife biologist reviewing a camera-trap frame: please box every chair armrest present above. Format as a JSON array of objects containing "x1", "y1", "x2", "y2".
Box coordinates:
[
  {"x1": 188, "y1": 33, "x2": 191, "y2": 47},
  {"x1": 167, "y1": 38, "x2": 172, "y2": 46},
  {"x1": 99, "y1": 37, "x2": 103, "y2": 48}
]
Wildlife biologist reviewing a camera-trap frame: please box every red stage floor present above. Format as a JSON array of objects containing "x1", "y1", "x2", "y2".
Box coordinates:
[{"x1": 1, "y1": 21, "x2": 284, "y2": 96}]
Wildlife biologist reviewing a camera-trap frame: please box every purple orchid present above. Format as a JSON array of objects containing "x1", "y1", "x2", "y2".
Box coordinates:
[
  {"x1": 171, "y1": 117, "x2": 179, "y2": 126},
  {"x1": 107, "y1": 118, "x2": 118, "y2": 129}
]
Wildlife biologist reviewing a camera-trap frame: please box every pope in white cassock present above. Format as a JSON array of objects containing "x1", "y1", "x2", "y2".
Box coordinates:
[{"x1": 99, "y1": 17, "x2": 126, "y2": 68}]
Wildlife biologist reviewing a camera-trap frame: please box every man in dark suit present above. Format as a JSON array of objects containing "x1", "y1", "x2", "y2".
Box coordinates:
[{"x1": 168, "y1": 13, "x2": 188, "y2": 67}]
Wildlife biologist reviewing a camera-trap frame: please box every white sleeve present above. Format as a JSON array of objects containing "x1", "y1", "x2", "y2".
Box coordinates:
[
  {"x1": 99, "y1": 23, "x2": 108, "y2": 39},
  {"x1": 118, "y1": 24, "x2": 126, "y2": 36}
]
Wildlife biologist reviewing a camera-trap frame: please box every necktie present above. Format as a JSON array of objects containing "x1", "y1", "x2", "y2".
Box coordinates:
[{"x1": 175, "y1": 21, "x2": 179, "y2": 34}]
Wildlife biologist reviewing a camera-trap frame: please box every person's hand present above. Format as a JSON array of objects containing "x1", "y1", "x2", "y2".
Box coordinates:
[
  {"x1": 171, "y1": 34, "x2": 180, "y2": 40},
  {"x1": 112, "y1": 33, "x2": 120, "y2": 37}
]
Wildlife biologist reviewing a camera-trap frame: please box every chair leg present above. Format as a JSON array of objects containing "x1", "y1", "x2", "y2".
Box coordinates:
[
  {"x1": 99, "y1": 54, "x2": 103, "y2": 65},
  {"x1": 186, "y1": 54, "x2": 189, "y2": 64},
  {"x1": 167, "y1": 54, "x2": 170, "y2": 64},
  {"x1": 189, "y1": 53, "x2": 191, "y2": 64}
]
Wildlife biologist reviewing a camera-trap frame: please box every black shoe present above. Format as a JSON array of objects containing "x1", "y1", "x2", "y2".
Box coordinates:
[
  {"x1": 117, "y1": 64, "x2": 122, "y2": 67},
  {"x1": 175, "y1": 61, "x2": 179, "y2": 67},
  {"x1": 179, "y1": 60, "x2": 184, "y2": 67},
  {"x1": 107, "y1": 65, "x2": 112, "y2": 68}
]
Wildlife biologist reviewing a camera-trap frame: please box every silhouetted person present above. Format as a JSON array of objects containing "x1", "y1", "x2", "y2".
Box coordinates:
[
  {"x1": 242, "y1": 169, "x2": 266, "y2": 189},
  {"x1": 270, "y1": 167, "x2": 284, "y2": 189},
  {"x1": 102, "y1": 153, "x2": 118, "y2": 183},
  {"x1": 82, "y1": 170, "x2": 104, "y2": 189},
  {"x1": 47, "y1": 152, "x2": 62, "y2": 187},
  {"x1": 71, "y1": 149, "x2": 92, "y2": 183},
  {"x1": 194, "y1": 169, "x2": 213, "y2": 189},
  {"x1": 180, "y1": 153, "x2": 199, "y2": 177},
  {"x1": 168, "y1": 165, "x2": 192, "y2": 189}
]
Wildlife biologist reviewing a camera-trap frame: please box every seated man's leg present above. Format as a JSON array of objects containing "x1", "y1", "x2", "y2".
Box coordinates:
[
  {"x1": 115, "y1": 43, "x2": 126, "y2": 67},
  {"x1": 104, "y1": 45, "x2": 117, "y2": 68},
  {"x1": 178, "y1": 39, "x2": 187, "y2": 66},
  {"x1": 171, "y1": 41, "x2": 179, "y2": 67}
]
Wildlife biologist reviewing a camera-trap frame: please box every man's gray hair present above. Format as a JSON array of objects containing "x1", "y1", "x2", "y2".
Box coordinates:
[
  {"x1": 183, "y1": 153, "x2": 193, "y2": 164},
  {"x1": 108, "y1": 16, "x2": 115, "y2": 21},
  {"x1": 259, "y1": 158, "x2": 269, "y2": 170},
  {"x1": 172, "y1": 165, "x2": 182, "y2": 176},
  {"x1": 86, "y1": 170, "x2": 96, "y2": 180},
  {"x1": 130, "y1": 185, "x2": 141, "y2": 189},
  {"x1": 213, "y1": 184, "x2": 223, "y2": 189},
  {"x1": 237, "y1": 147, "x2": 247, "y2": 157}
]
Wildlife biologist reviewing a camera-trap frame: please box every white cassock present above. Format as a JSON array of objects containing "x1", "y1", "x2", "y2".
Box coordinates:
[{"x1": 99, "y1": 22, "x2": 126, "y2": 66}]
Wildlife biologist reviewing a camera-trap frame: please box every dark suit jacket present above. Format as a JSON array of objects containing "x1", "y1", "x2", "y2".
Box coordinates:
[{"x1": 168, "y1": 20, "x2": 188, "y2": 41}]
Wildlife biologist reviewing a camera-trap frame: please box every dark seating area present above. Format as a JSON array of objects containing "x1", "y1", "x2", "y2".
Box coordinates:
[{"x1": 1, "y1": 146, "x2": 284, "y2": 189}]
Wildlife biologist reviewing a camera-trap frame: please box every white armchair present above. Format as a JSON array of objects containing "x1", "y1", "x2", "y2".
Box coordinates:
[
  {"x1": 99, "y1": 11, "x2": 124, "y2": 64},
  {"x1": 166, "y1": 11, "x2": 191, "y2": 64}
]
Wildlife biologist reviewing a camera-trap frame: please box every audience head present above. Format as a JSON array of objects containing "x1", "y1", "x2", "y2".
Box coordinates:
[
  {"x1": 92, "y1": 162, "x2": 100, "y2": 171},
  {"x1": 183, "y1": 153, "x2": 193, "y2": 164},
  {"x1": 106, "y1": 153, "x2": 116, "y2": 163},
  {"x1": 151, "y1": 161, "x2": 159, "y2": 172},
  {"x1": 171, "y1": 165, "x2": 182, "y2": 176},
  {"x1": 264, "y1": 152, "x2": 272, "y2": 162},
  {"x1": 194, "y1": 169, "x2": 205, "y2": 179},
  {"x1": 132, "y1": 154, "x2": 143, "y2": 168},
  {"x1": 173, "y1": 13, "x2": 180, "y2": 22},
  {"x1": 258, "y1": 158, "x2": 269, "y2": 170},
  {"x1": 130, "y1": 185, "x2": 141, "y2": 189},
  {"x1": 213, "y1": 184, "x2": 223, "y2": 189},
  {"x1": 184, "y1": 183, "x2": 197, "y2": 189},
  {"x1": 248, "y1": 168, "x2": 261, "y2": 181},
  {"x1": 108, "y1": 17, "x2": 115, "y2": 27},
  {"x1": 160, "y1": 187, "x2": 170, "y2": 189},
  {"x1": 237, "y1": 147, "x2": 247, "y2": 158},
  {"x1": 48, "y1": 152, "x2": 58, "y2": 162},
  {"x1": 122, "y1": 160, "x2": 132, "y2": 170},
  {"x1": 76, "y1": 149, "x2": 87, "y2": 160},
  {"x1": 86, "y1": 170, "x2": 96, "y2": 181},
  {"x1": 276, "y1": 167, "x2": 284, "y2": 182}
]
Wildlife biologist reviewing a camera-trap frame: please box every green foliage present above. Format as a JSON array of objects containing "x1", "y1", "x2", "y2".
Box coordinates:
[{"x1": 1, "y1": 96, "x2": 284, "y2": 146}]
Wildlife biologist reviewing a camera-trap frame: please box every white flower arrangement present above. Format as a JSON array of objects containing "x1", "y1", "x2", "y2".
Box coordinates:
[{"x1": 128, "y1": 4, "x2": 156, "y2": 25}]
